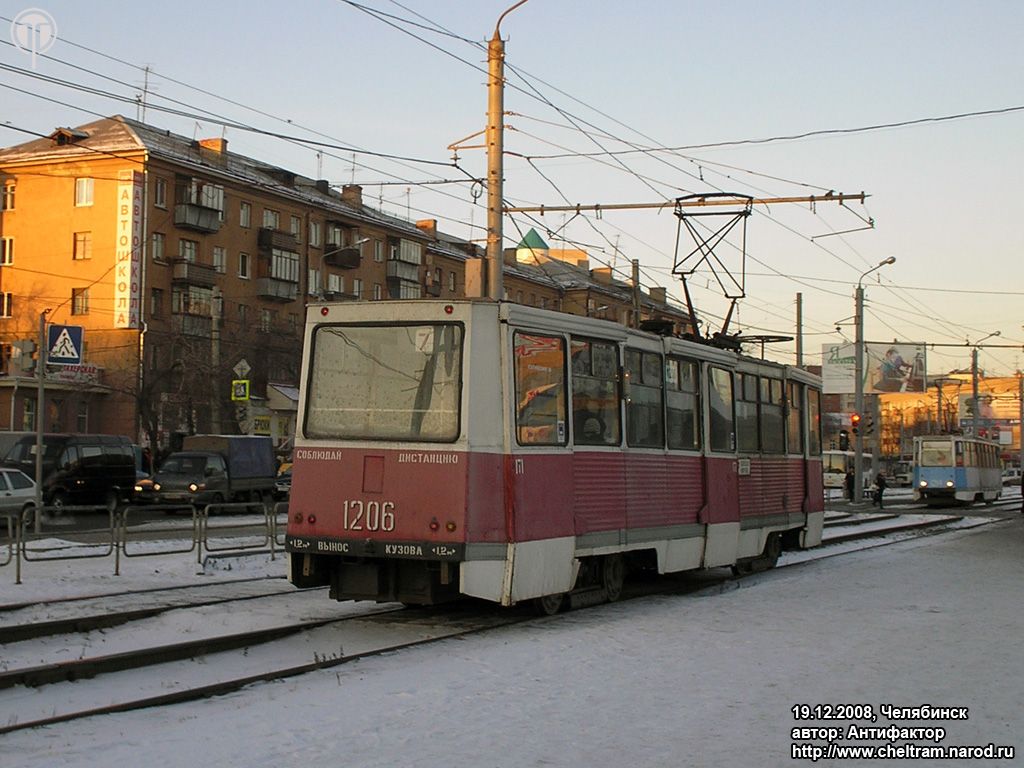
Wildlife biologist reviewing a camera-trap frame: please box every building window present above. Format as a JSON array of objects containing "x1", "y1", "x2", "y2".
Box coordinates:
[
  {"x1": 288, "y1": 313, "x2": 298, "y2": 335},
  {"x1": 326, "y1": 223, "x2": 342, "y2": 247},
  {"x1": 151, "y1": 232, "x2": 166, "y2": 262},
  {"x1": 172, "y1": 285, "x2": 211, "y2": 316},
  {"x1": 213, "y1": 246, "x2": 226, "y2": 273},
  {"x1": 72, "y1": 287, "x2": 90, "y2": 315},
  {"x1": 238, "y1": 303, "x2": 249, "y2": 327},
  {"x1": 179, "y1": 239, "x2": 198, "y2": 263},
  {"x1": 448, "y1": 271, "x2": 456, "y2": 292},
  {"x1": 154, "y1": 177, "x2": 167, "y2": 208},
  {"x1": 178, "y1": 178, "x2": 225, "y2": 219},
  {"x1": 374, "y1": 240, "x2": 384, "y2": 263},
  {"x1": 238, "y1": 252, "x2": 250, "y2": 279},
  {"x1": 259, "y1": 308, "x2": 273, "y2": 333},
  {"x1": 150, "y1": 288, "x2": 164, "y2": 318},
  {"x1": 0, "y1": 237, "x2": 12, "y2": 265},
  {"x1": 1, "y1": 183, "x2": 14, "y2": 210},
  {"x1": 0, "y1": 292, "x2": 12, "y2": 317},
  {"x1": 327, "y1": 273, "x2": 342, "y2": 293},
  {"x1": 308, "y1": 267, "x2": 321, "y2": 295},
  {"x1": 73, "y1": 231, "x2": 92, "y2": 260},
  {"x1": 76, "y1": 402, "x2": 88, "y2": 432},
  {"x1": 352, "y1": 278, "x2": 363, "y2": 299},
  {"x1": 290, "y1": 215, "x2": 302, "y2": 241},
  {"x1": 75, "y1": 177, "x2": 94, "y2": 207},
  {"x1": 270, "y1": 248, "x2": 299, "y2": 282},
  {"x1": 240, "y1": 201, "x2": 251, "y2": 228},
  {"x1": 24, "y1": 398, "x2": 35, "y2": 431},
  {"x1": 263, "y1": 209, "x2": 279, "y2": 229},
  {"x1": 309, "y1": 221, "x2": 321, "y2": 247},
  {"x1": 373, "y1": 283, "x2": 383, "y2": 300}
]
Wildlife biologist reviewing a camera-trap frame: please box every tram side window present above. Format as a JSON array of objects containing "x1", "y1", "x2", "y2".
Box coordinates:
[
  {"x1": 786, "y1": 382, "x2": 804, "y2": 454},
  {"x1": 736, "y1": 374, "x2": 759, "y2": 452},
  {"x1": 807, "y1": 388, "x2": 822, "y2": 456},
  {"x1": 514, "y1": 332, "x2": 567, "y2": 446},
  {"x1": 761, "y1": 378, "x2": 785, "y2": 454},
  {"x1": 666, "y1": 357, "x2": 701, "y2": 450},
  {"x1": 708, "y1": 366, "x2": 735, "y2": 452},
  {"x1": 625, "y1": 349, "x2": 664, "y2": 448},
  {"x1": 570, "y1": 338, "x2": 620, "y2": 446}
]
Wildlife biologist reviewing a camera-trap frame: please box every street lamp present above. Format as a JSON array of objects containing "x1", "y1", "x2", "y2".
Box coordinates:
[
  {"x1": 969, "y1": 330, "x2": 1000, "y2": 437},
  {"x1": 853, "y1": 256, "x2": 896, "y2": 502}
]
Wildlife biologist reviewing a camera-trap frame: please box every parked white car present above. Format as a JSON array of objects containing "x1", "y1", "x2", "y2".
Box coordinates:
[
  {"x1": 1002, "y1": 467, "x2": 1022, "y2": 486},
  {"x1": 0, "y1": 467, "x2": 37, "y2": 515}
]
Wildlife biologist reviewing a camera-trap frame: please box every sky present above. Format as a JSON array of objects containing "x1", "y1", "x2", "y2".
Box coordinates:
[
  {"x1": 2, "y1": 0, "x2": 1023, "y2": 375},
  {"x1": 1, "y1": 505, "x2": 1022, "y2": 767}
]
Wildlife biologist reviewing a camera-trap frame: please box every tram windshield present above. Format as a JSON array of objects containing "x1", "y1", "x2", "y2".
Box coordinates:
[
  {"x1": 305, "y1": 323, "x2": 463, "y2": 441},
  {"x1": 918, "y1": 442, "x2": 953, "y2": 467}
]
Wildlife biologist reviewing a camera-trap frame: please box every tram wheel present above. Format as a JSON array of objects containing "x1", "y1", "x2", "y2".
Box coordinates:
[
  {"x1": 602, "y1": 554, "x2": 625, "y2": 602},
  {"x1": 534, "y1": 593, "x2": 565, "y2": 616}
]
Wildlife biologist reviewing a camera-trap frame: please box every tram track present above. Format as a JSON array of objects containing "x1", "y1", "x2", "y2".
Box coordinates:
[
  {"x1": 0, "y1": 576, "x2": 303, "y2": 644},
  {"x1": 0, "y1": 509, "x2": 1007, "y2": 735}
]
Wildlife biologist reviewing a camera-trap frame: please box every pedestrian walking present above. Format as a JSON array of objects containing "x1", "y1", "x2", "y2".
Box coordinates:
[
  {"x1": 844, "y1": 470, "x2": 855, "y2": 501},
  {"x1": 873, "y1": 472, "x2": 887, "y2": 509}
]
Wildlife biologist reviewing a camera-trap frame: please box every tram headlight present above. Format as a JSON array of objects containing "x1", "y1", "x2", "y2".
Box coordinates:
[
  {"x1": 919, "y1": 480, "x2": 927, "y2": 487},
  {"x1": 946, "y1": 480, "x2": 954, "y2": 488}
]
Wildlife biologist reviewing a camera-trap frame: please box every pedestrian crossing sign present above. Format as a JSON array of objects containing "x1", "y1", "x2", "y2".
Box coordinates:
[
  {"x1": 231, "y1": 379, "x2": 250, "y2": 401},
  {"x1": 47, "y1": 324, "x2": 83, "y2": 365}
]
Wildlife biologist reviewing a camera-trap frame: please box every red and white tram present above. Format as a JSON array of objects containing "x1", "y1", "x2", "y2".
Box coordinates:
[{"x1": 286, "y1": 300, "x2": 824, "y2": 611}]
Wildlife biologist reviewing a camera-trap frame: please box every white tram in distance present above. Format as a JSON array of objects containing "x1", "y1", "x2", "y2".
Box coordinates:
[
  {"x1": 285, "y1": 300, "x2": 825, "y2": 612},
  {"x1": 912, "y1": 434, "x2": 1002, "y2": 505}
]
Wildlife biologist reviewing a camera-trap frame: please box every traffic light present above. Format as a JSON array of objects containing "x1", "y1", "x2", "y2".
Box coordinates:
[
  {"x1": 863, "y1": 417, "x2": 875, "y2": 437},
  {"x1": 850, "y1": 413, "x2": 861, "y2": 436},
  {"x1": 838, "y1": 429, "x2": 849, "y2": 451}
]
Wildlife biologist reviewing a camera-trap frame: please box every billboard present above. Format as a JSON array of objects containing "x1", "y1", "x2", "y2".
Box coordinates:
[{"x1": 822, "y1": 342, "x2": 926, "y2": 395}]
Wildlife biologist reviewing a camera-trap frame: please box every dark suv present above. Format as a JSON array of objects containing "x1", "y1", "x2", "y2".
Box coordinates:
[{"x1": 2, "y1": 434, "x2": 136, "y2": 511}]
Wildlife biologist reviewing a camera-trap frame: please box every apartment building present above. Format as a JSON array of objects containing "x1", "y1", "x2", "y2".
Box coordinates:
[{"x1": 0, "y1": 115, "x2": 686, "y2": 452}]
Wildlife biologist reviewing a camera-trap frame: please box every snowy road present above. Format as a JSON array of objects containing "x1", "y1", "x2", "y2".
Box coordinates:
[{"x1": 1, "y1": 504, "x2": 1021, "y2": 766}]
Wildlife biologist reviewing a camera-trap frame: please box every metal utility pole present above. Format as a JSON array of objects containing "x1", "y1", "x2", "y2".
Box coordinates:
[
  {"x1": 1018, "y1": 373, "x2": 1023, "y2": 470},
  {"x1": 795, "y1": 292, "x2": 803, "y2": 367},
  {"x1": 631, "y1": 259, "x2": 641, "y2": 328},
  {"x1": 211, "y1": 286, "x2": 222, "y2": 433},
  {"x1": 485, "y1": 1, "x2": 529, "y2": 301},
  {"x1": 970, "y1": 331, "x2": 1000, "y2": 436},
  {"x1": 854, "y1": 257, "x2": 896, "y2": 502},
  {"x1": 34, "y1": 309, "x2": 49, "y2": 533}
]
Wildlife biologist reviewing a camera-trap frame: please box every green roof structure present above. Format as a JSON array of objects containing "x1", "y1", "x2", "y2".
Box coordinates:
[{"x1": 517, "y1": 228, "x2": 549, "y2": 251}]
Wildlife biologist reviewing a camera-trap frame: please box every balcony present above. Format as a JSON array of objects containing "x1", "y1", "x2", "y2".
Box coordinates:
[
  {"x1": 258, "y1": 227, "x2": 299, "y2": 251},
  {"x1": 173, "y1": 314, "x2": 212, "y2": 337},
  {"x1": 256, "y1": 277, "x2": 299, "y2": 303},
  {"x1": 172, "y1": 259, "x2": 218, "y2": 287},
  {"x1": 386, "y1": 260, "x2": 420, "y2": 281},
  {"x1": 323, "y1": 246, "x2": 361, "y2": 269},
  {"x1": 174, "y1": 203, "x2": 222, "y2": 233}
]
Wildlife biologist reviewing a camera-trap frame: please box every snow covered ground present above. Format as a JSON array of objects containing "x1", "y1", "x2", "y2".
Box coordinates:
[{"x1": 2, "y1": 507, "x2": 1023, "y2": 767}]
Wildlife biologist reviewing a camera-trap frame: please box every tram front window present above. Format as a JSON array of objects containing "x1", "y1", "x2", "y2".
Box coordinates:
[
  {"x1": 920, "y1": 445, "x2": 952, "y2": 467},
  {"x1": 306, "y1": 323, "x2": 463, "y2": 441}
]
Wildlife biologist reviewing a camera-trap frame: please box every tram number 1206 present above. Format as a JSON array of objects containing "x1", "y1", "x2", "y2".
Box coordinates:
[{"x1": 342, "y1": 500, "x2": 396, "y2": 531}]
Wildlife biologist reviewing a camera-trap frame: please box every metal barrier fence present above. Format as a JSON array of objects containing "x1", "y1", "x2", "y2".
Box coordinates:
[{"x1": 0, "y1": 502, "x2": 290, "y2": 585}]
